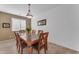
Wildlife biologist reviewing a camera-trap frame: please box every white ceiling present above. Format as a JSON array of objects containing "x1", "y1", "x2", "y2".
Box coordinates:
[{"x1": 0, "y1": 4, "x2": 59, "y2": 17}]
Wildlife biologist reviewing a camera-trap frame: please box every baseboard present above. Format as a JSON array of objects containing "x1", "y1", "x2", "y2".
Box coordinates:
[{"x1": 48, "y1": 42, "x2": 79, "y2": 52}]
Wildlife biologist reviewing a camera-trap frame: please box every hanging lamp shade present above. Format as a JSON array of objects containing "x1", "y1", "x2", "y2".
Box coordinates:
[{"x1": 26, "y1": 4, "x2": 33, "y2": 19}]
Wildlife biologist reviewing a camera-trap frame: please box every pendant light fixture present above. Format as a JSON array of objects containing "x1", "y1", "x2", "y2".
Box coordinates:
[{"x1": 26, "y1": 4, "x2": 33, "y2": 19}]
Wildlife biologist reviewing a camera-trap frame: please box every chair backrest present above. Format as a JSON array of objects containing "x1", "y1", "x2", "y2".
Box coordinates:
[
  {"x1": 32, "y1": 30, "x2": 36, "y2": 34},
  {"x1": 14, "y1": 32, "x2": 18, "y2": 43},
  {"x1": 38, "y1": 32, "x2": 49, "y2": 49},
  {"x1": 38, "y1": 30, "x2": 43, "y2": 35},
  {"x1": 14, "y1": 32, "x2": 22, "y2": 46}
]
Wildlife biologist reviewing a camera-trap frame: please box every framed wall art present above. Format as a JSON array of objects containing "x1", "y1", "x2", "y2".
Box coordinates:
[
  {"x1": 2, "y1": 23, "x2": 10, "y2": 28},
  {"x1": 37, "y1": 19, "x2": 46, "y2": 26}
]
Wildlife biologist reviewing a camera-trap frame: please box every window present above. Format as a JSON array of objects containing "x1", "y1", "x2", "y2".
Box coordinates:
[
  {"x1": 11, "y1": 18, "x2": 26, "y2": 31},
  {"x1": 20, "y1": 20, "x2": 26, "y2": 30}
]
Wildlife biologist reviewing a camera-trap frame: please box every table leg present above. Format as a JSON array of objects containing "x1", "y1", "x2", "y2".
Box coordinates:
[
  {"x1": 26, "y1": 39, "x2": 33, "y2": 54},
  {"x1": 27, "y1": 46, "x2": 32, "y2": 54}
]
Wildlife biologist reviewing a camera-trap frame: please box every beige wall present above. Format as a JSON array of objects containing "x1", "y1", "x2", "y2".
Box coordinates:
[{"x1": 0, "y1": 12, "x2": 30, "y2": 41}]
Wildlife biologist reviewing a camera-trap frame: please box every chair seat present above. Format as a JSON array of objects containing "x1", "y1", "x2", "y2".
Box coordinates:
[
  {"x1": 32, "y1": 43, "x2": 45, "y2": 50},
  {"x1": 21, "y1": 41, "x2": 27, "y2": 48},
  {"x1": 32, "y1": 43, "x2": 38, "y2": 49}
]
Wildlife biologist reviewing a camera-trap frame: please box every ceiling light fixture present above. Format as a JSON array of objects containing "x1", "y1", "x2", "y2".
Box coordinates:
[{"x1": 26, "y1": 4, "x2": 33, "y2": 19}]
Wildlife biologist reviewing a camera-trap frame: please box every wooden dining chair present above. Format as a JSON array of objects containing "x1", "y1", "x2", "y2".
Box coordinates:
[
  {"x1": 14, "y1": 32, "x2": 27, "y2": 54},
  {"x1": 32, "y1": 32, "x2": 49, "y2": 54}
]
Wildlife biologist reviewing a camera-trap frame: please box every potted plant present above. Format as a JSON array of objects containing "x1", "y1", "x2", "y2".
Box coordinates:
[{"x1": 26, "y1": 28, "x2": 31, "y2": 34}]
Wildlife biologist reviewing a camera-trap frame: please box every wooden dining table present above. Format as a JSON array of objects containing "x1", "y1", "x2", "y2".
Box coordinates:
[{"x1": 20, "y1": 33, "x2": 39, "y2": 54}]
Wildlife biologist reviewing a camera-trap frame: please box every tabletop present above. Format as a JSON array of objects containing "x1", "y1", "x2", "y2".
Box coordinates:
[{"x1": 20, "y1": 33, "x2": 39, "y2": 41}]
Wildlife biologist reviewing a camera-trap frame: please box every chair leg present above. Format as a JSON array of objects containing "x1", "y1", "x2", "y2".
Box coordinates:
[
  {"x1": 44, "y1": 45, "x2": 47, "y2": 54},
  {"x1": 44, "y1": 48, "x2": 46, "y2": 54},
  {"x1": 20, "y1": 48, "x2": 23, "y2": 54},
  {"x1": 16, "y1": 43, "x2": 18, "y2": 52},
  {"x1": 18, "y1": 45, "x2": 20, "y2": 53},
  {"x1": 44, "y1": 45, "x2": 47, "y2": 51},
  {"x1": 16, "y1": 44, "x2": 20, "y2": 53},
  {"x1": 46, "y1": 42, "x2": 48, "y2": 50},
  {"x1": 38, "y1": 50, "x2": 40, "y2": 54},
  {"x1": 16, "y1": 44, "x2": 18, "y2": 50}
]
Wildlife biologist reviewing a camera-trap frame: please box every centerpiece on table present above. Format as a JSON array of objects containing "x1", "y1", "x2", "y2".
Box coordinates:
[{"x1": 26, "y1": 28, "x2": 31, "y2": 39}]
